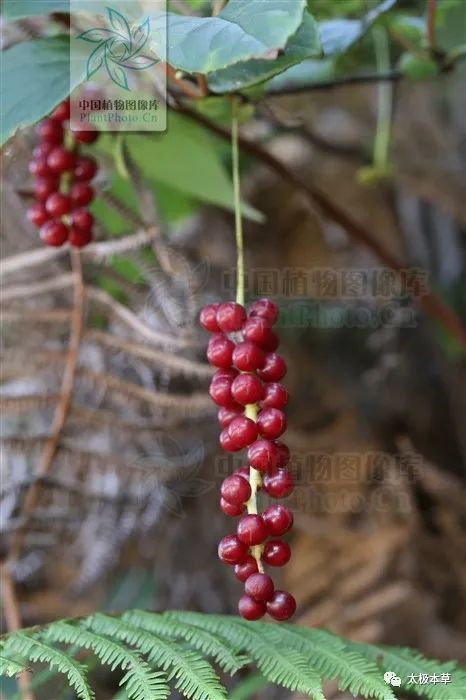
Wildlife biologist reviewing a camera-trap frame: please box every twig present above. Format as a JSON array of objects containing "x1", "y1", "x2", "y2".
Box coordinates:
[
  {"x1": 427, "y1": 0, "x2": 437, "y2": 52},
  {"x1": 0, "y1": 572, "x2": 34, "y2": 699},
  {"x1": 1, "y1": 273, "x2": 74, "y2": 302},
  {"x1": 175, "y1": 103, "x2": 466, "y2": 350},
  {"x1": 266, "y1": 70, "x2": 401, "y2": 96}
]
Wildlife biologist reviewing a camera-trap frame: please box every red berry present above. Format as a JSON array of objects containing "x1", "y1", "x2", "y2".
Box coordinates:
[
  {"x1": 232, "y1": 341, "x2": 266, "y2": 372},
  {"x1": 33, "y1": 142, "x2": 53, "y2": 159},
  {"x1": 263, "y1": 539, "x2": 291, "y2": 567},
  {"x1": 261, "y1": 383, "x2": 289, "y2": 409},
  {"x1": 238, "y1": 594, "x2": 266, "y2": 620},
  {"x1": 249, "y1": 298, "x2": 279, "y2": 325},
  {"x1": 244, "y1": 573, "x2": 274, "y2": 602},
  {"x1": 71, "y1": 208, "x2": 94, "y2": 232},
  {"x1": 275, "y1": 441, "x2": 290, "y2": 468},
  {"x1": 257, "y1": 408, "x2": 287, "y2": 440},
  {"x1": 74, "y1": 129, "x2": 99, "y2": 143},
  {"x1": 219, "y1": 428, "x2": 241, "y2": 452},
  {"x1": 68, "y1": 226, "x2": 93, "y2": 248},
  {"x1": 70, "y1": 182, "x2": 94, "y2": 207},
  {"x1": 206, "y1": 334, "x2": 234, "y2": 368},
  {"x1": 235, "y1": 466, "x2": 251, "y2": 479},
  {"x1": 27, "y1": 202, "x2": 49, "y2": 227},
  {"x1": 200, "y1": 303, "x2": 221, "y2": 333},
  {"x1": 37, "y1": 118, "x2": 64, "y2": 144},
  {"x1": 218, "y1": 405, "x2": 243, "y2": 428},
  {"x1": 216, "y1": 302, "x2": 246, "y2": 332},
  {"x1": 51, "y1": 99, "x2": 70, "y2": 122},
  {"x1": 45, "y1": 192, "x2": 70, "y2": 217},
  {"x1": 47, "y1": 146, "x2": 75, "y2": 174},
  {"x1": 260, "y1": 330, "x2": 279, "y2": 353},
  {"x1": 242, "y1": 316, "x2": 276, "y2": 349},
  {"x1": 234, "y1": 555, "x2": 258, "y2": 582},
  {"x1": 73, "y1": 155, "x2": 98, "y2": 181},
  {"x1": 209, "y1": 374, "x2": 235, "y2": 407},
  {"x1": 221, "y1": 474, "x2": 252, "y2": 505},
  {"x1": 218, "y1": 535, "x2": 248, "y2": 565},
  {"x1": 263, "y1": 469, "x2": 293, "y2": 498},
  {"x1": 267, "y1": 590, "x2": 296, "y2": 621},
  {"x1": 28, "y1": 156, "x2": 52, "y2": 178},
  {"x1": 231, "y1": 373, "x2": 264, "y2": 405},
  {"x1": 34, "y1": 177, "x2": 59, "y2": 202},
  {"x1": 39, "y1": 220, "x2": 68, "y2": 247},
  {"x1": 258, "y1": 353, "x2": 287, "y2": 382},
  {"x1": 228, "y1": 416, "x2": 258, "y2": 449},
  {"x1": 220, "y1": 498, "x2": 245, "y2": 517},
  {"x1": 237, "y1": 514, "x2": 268, "y2": 546},
  {"x1": 262, "y1": 505, "x2": 293, "y2": 536},
  {"x1": 247, "y1": 440, "x2": 279, "y2": 472}
]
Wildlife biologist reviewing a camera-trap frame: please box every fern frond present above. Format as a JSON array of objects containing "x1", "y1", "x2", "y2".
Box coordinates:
[
  {"x1": 124, "y1": 609, "x2": 248, "y2": 674},
  {"x1": 166, "y1": 612, "x2": 325, "y2": 700},
  {"x1": 0, "y1": 653, "x2": 27, "y2": 677},
  {"x1": 1, "y1": 632, "x2": 94, "y2": 700},
  {"x1": 84, "y1": 613, "x2": 226, "y2": 700},
  {"x1": 42, "y1": 620, "x2": 170, "y2": 700}
]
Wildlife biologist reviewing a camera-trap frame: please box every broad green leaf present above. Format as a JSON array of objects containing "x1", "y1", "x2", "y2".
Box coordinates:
[
  {"x1": 124, "y1": 113, "x2": 263, "y2": 221},
  {"x1": 267, "y1": 58, "x2": 335, "y2": 92},
  {"x1": 1, "y1": 36, "x2": 79, "y2": 145},
  {"x1": 152, "y1": 0, "x2": 307, "y2": 74},
  {"x1": 319, "y1": 0, "x2": 396, "y2": 55},
  {"x1": 208, "y1": 12, "x2": 321, "y2": 93},
  {"x1": 398, "y1": 52, "x2": 439, "y2": 79},
  {"x1": 3, "y1": 0, "x2": 68, "y2": 20}
]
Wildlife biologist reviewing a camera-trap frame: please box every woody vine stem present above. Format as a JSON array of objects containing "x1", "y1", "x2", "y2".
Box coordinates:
[{"x1": 231, "y1": 97, "x2": 264, "y2": 573}]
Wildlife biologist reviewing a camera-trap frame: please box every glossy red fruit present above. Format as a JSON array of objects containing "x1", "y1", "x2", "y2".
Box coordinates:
[
  {"x1": 244, "y1": 573, "x2": 274, "y2": 602},
  {"x1": 68, "y1": 226, "x2": 93, "y2": 248},
  {"x1": 260, "y1": 330, "x2": 279, "y2": 353},
  {"x1": 37, "y1": 118, "x2": 64, "y2": 144},
  {"x1": 263, "y1": 539, "x2": 291, "y2": 567},
  {"x1": 258, "y1": 353, "x2": 287, "y2": 382},
  {"x1": 242, "y1": 316, "x2": 272, "y2": 345},
  {"x1": 39, "y1": 220, "x2": 68, "y2": 247},
  {"x1": 33, "y1": 142, "x2": 53, "y2": 159},
  {"x1": 267, "y1": 590, "x2": 296, "y2": 621},
  {"x1": 71, "y1": 208, "x2": 94, "y2": 232},
  {"x1": 261, "y1": 383, "x2": 289, "y2": 409},
  {"x1": 262, "y1": 504, "x2": 293, "y2": 536},
  {"x1": 45, "y1": 192, "x2": 70, "y2": 217},
  {"x1": 73, "y1": 155, "x2": 98, "y2": 181},
  {"x1": 247, "y1": 440, "x2": 279, "y2": 472},
  {"x1": 257, "y1": 408, "x2": 287, "y2": 440},
  {"x1": 209, "y1": 374, "x2": 235, "y2": 407},
  {"x1": 218, "y1": 535, "x2": 248, "y2": 565},
  {"x1": 235, "y1": 466, "x2": 251, "y2": 479},
  {"x1": 47, "y1": 146, "x2": 75, "y2": 174},
  {"x1": 219, "y1": 428, "x2": 241, "y2": 452},
  {"x1": 237, "y1": 514, "x2": 268, "y2": 546},
  {"x1": 232, "y1": 341, "x2": 266, "y2": 372},
  {"x1": 216, "y1": 302, "x2": 246, "y2": 332},
  {"x1": 231, "y1": 373, "x2": 263, "y2": 406},
  {"x1": 51, "y1": 99, "x2": 70, "y2": 122},
  {"x1": 221, "y1": 474, "x2": 252, "y2": 505},
  {"x1": 27, "y1": 202, "x2": 49, "y2": 227},
  {"x1": 238, "y1": 594, "x2": 266, "y2": 620},
  {"x1": 220, "y1": 498, "x2": 245, "y2": 517},
  {"x1": 227, "y1": 416, "x2": 258, "y2": 449},
  {"x1": 200, "y1": 303, "x2": 221, "y2": 333},
  {"x1": 34, "y1": 177, "x2": 59, "y2": 202},
  {"x1": 218, "y1": 405, "x2": 243, "y2": 428},
  {"x1": 275, "y1": 441, "x2": 290, "y2": 468},
  {"x1": 28, "y1": 156, "x2": 53, "y2": 178},
  {"x1": 234, "y1": 555, "x2": 258, "y2": 582},
  {"x1": 74, "y1": 130, "x2": 99, "y2": 143},
  {"x1": 263, "y1": 469, "x2": 293, "y2": 498},
  {"x1": 249, "y1": 298, "x2": 279, "y2": 325},
  {"x1": 70, "y1": 182, "x2": 94, "y2": 207},
  {"x1": 206, "y1": 334, "x2": 234, "y2": 368}
]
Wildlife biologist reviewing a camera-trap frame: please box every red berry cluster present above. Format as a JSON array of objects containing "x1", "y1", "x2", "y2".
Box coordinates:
[
  {"x1": 201, "y1": 298, "x2": 296, "y2": 622},
  {"x1": 27, "y1": 100, "x2": 99, "y2": 248}
]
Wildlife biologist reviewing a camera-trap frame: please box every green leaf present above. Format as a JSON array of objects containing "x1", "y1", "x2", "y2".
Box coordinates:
[
  {"x1": 267, "y1": 57, "x2": 336, "y2": 92},
  {"x1": 398, "y1": 52, "x2": 439, "y2": 79},
  {"x1": 154, "y1": 0, "x2": 307, "y2": 74},
  {"x1": 124, "y1": 113, "x2": 263, "y2": 222},
  {"x1": 387, "y1": 15, "x2": 426, "y2": 45},
  {"x1": 0, "y1": 36, "x2": 79, "y2": 145},
  {"x1": 319, "y1": 0, "x2": 396, "y2": 55},
  {"x1": 3, "y1": 0, "x2": 68, "y2": 20},
  {"x1": 208, "y1": 11, "x2": 321, "y2": 93}
]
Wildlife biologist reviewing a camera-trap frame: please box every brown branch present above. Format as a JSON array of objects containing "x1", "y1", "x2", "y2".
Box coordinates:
[
  {"x1": 266, "y1": 70, "x2": 402, "y2": 96},
  {"x1": 427, "y1": 0, "x2": 438, "y2": 51},
  {"x1": 175, "y1": 103, "x2": 466, "y2": 351}
]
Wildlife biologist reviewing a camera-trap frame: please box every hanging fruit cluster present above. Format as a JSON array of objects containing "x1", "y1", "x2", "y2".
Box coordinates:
[
  {"x1": 27, "y1": 100, "x2": 99, "y2": 248},
  {"x1": 201, "y1": 299, "x2": 296, "y2": 621}
]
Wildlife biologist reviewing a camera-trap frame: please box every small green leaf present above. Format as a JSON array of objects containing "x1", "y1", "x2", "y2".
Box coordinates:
[
  {"x1": 319, "y1": 0, "x2": 396, "y2": 55},
  {"x1": 398, "y1": 52, "x2": 439, "y2": 79}
]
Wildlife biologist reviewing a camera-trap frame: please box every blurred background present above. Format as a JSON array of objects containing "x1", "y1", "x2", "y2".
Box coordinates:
[{"x1": 1, "y1": 0, "x2": 466, "y2": 698}]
